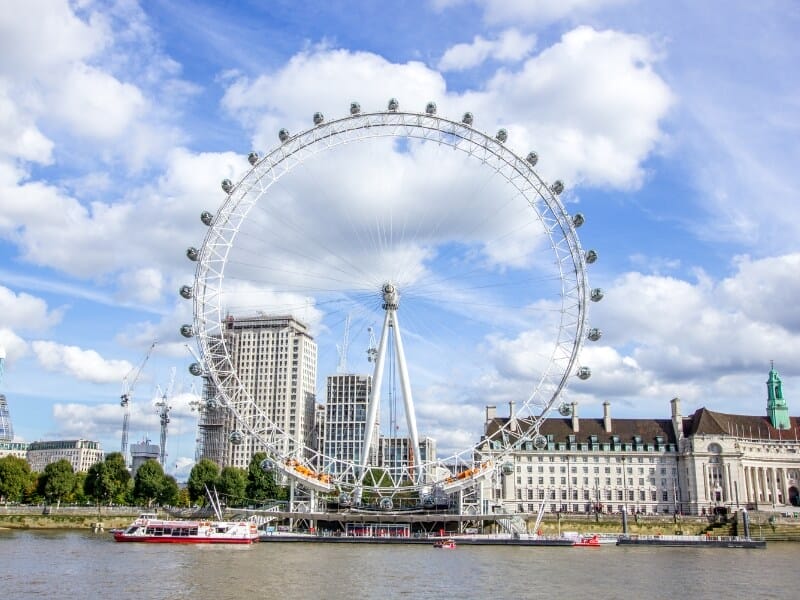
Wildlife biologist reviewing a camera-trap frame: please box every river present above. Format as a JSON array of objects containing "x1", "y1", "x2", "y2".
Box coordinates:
[{"x1": 1, "y1": 529, "x2": 796, "y2": 599}]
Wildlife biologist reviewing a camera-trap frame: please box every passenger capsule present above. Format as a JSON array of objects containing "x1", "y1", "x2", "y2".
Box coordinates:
[
  {"x1": 591, "y1": 288, "x2": 604, "y2": 302},
  {"x1": 206, "y1": 398, "x2": 218, "y2": 411},
  {"x1": 247, "y1": 152, "x2": 259, "y2": 166},
  {"x1": 551, "y1": 180, "x2": 565, "y2": 195},
  {"x1": 585, "y1": 250, "x2": 598, "y2": 264},
  {"x1": 229, "y1": 430, "x2": 244, "y2": 445},
  {"x1": 313, "y1": 112, "x2": 324, "y2": 125},
  {"x1": 179, "y1": 285, "x2": 193, "y2": 299},
  {"x1": 200, "y1": 211, "x2": 213, "y2": 226},
  {"x1": 496, "y1": 128, "x2": 508, "y2": 143},
  {"x1": 180, "y1": 324, "x2": 194, "y2": 338},
  {"x1": 188, "y1": 362, "x2": 203, "y2": 376},
  {"x1": 587, "y1": 328, "x2": 602, "y2": 342},
  {"x1": 532, "y1": 434, "x2": 548, "y2": 450},
  {"x1": 577, "y1": 366, "x2": 592, "y2": 380},
  {"x1": 501, "y1": 462, "x2": 514, "y2": 476},
  {"x1": 558, "y1": 403, "x2": 572, "y2": 417},
  {"x1": 221, "y1": 179, "x2": 233, "y2": 194},
  {"x1": 278, "y1": 128, "x2": 290, "y2": 143},
  {"x1": 260, "y1": 458, "x2": 276, "y2": 472},
  {"x1": 526, "y1": 151, "x2": 538, "y2": 166},
  {"x1": 387, "y1": 97, "x2": 399, "y2": 111},
  {"x1": 379, "y1": 497, "x2": 393, "y2": 510},
  {"x1": 425, "y1": 101, "x2": 437, "y2": 115},
  {"x1": 350, "y1": 101, "x2": 361, "y2": 115},
  {"x1": 186, "y1": 247, "x2": 199, "y2": 261},
  {"x1": 572, "y1": 213, "x2": 585, "y2": 228},
  {"x1": 462, "y1": 112, "x2": 474, "y2": 125},
  {"x1": 338, "y1": 492, "x2": 352, "y2": 507}
]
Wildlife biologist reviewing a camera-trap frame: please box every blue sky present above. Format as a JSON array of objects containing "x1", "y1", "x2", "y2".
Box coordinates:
[{"x1": 1, "y1": 0, "x2": 799, "y2": 479}]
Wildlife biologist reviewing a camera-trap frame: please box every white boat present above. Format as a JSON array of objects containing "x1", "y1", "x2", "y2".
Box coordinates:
[{"x1": 113, "y1": 512, "x2": 259, "y2": 544}]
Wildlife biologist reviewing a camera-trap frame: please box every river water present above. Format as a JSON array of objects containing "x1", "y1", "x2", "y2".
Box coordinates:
[{"x1": 1, "y1": 529, "x2": 796, "y2": 599}]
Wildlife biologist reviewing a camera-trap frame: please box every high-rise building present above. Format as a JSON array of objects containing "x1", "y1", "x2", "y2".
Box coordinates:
[
  {"x1": 323, "y1": 373, "x2": 375, "y2": 482},
  {"x1": 198, "y1": 314, "x2": 317, "y2": 469},
  {"x1": 0, "y1": 346, "x2": 13, "y2": 442},
  {"x1": 0, "y1": 395, "x2": 12, "y2": 442}
]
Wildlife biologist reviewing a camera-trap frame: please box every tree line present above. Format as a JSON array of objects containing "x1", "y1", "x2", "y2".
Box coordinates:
[{"x1": 0, "y1": 452, "x2": 286, "y2": 509}]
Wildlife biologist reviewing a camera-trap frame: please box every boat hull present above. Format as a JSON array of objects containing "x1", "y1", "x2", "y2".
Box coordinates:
[{"x1": 113, "y1": 533, "x2": 257, "y2": 544}]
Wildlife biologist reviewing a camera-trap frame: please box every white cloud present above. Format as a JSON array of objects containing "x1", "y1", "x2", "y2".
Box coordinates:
[
  {"x1": 32, "y1": 341, "x2": 132, "y2": 384},
  {"x1": 0, "y1": 286, "x2": 62, "y2": 333},
  {"x1": 438, "y1": 29, "x2": 536, "y2": 71},
  {"x1": 117, "y1": 268, "x2": 164, "y2": 305},
  {"x1": 0, "y1": 328, "x2": 28, "y2": 363}
]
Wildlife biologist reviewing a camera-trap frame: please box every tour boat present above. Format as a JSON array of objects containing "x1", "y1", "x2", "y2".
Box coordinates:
[
  {"x1": 113, "y1": 512, "x2": 260, "y2": 544},
  {"x1": 433, "y1": 538, "x2": 457, "y2": 549}
]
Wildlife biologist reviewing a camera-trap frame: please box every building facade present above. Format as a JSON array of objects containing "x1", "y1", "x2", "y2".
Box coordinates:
[
  {"x1": 478, "y1": 367, "x2": 800, "y2": 516},
  {"x1": 26, "y1": 439, "x2": 104, "y2": 473},
  {"x1": 323, "y1": 373, "x2": 375, "y2": 480},
  {"x1": 197, "y1": 314, "x2": 318, "y2": 469},
  {"x1": 0, "y1": 440, "x2": 28, "y2": 459}
]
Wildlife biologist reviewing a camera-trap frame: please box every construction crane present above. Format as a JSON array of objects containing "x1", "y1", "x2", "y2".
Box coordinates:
[
  {"x1": 154, "y1": 367, "x2": 175, "y2": 469},
  {"x1": 120, "y1": 340, "x2": 157, "y2": 467}
]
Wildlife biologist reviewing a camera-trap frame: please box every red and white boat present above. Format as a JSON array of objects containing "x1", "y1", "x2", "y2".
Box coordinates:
[
  {"x1": 113, "y1": 512, "x2": 259, "y2": 544},
  {"x1": 573, "y1": 534, "x2": 602, "y2": 547},
  {"x1": 433, "y1": 538, "x2": 457, "y2": 549}
]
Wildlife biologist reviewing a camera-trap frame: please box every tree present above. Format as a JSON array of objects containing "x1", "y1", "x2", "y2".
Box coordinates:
[
  {"x1": 104, "y1": 452, "x2": 132, "y2": 503},
  {"x1": 218, "y1": 466, "x2": 247, "y2": 507},
  {"x1": 38, "y1": 459, "x2": 75, "y2": 507},
  {"x1": 133, "y1": 460, "x2": 165, "y2": 507},
  {"x1": 246, "y1": 452, "x2": 281, "y2": 504},
  {"x1": 84, "y1": 453, "x2": 132, "y2": 505},
  {"x1": 0, "y1": 455, "x2": 31, "y2": 503},
  {"x1": 159, "y1": 475, "x2": 179, "y2": 506},
  {"x1": 187, "y1": 459, "x2": 219, "y2": 504}
]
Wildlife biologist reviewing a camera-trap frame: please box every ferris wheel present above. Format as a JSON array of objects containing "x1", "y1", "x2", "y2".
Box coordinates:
[{"x1": 180, "y1": 99, "x2": 601, "y2": 504}]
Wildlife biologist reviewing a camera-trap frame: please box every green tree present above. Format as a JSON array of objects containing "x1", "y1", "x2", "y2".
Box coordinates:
[
  {"x1": 104, "y1": 452, "x2": 132, "y2": 504},
  {"x1": 187, "y1": 459, "x2": 219, "y2": 504},
  {"x1": 218, "y1": 466, "x2": 247, "y2": 507},
  {"x1": 37, "y1": 459, "x2": 75, "y2": 507},
  {"x1": 133, "y1": 460, "x2": 165, "y2": 507},
  {"x1": 84, "y1": 453, "x2": 132, "y2": 505},
  {"x1": 246, "y1": 452, "x2": 281, "y2": 504},
  {"x1": 0, "y1": 455, "x2": 31, "y2": 502},
  {"x1": 71, "y1": 471, "x2": 88, "y2": 504},
  {"x1": 158, "y1": 475, "x2": 179, "y2": 506},
  {"x1": 176, "y1": 486, "x2": 191, "y2": 508}
]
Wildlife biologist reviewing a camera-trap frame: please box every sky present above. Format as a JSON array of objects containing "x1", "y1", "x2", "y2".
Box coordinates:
[{"x1": 1, "y1": 0, "x2": 799, "y2": 480}]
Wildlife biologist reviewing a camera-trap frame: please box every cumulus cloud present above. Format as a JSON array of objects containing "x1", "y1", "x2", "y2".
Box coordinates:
[
  {"x1": 0, "y1": 285, "x2": 63, "y2": 333},
  {"x1": 32, "y1": 341, "x2": 133, "y2": 383},
  {"x1": 438, "y1": 29, "x2": 536, "y2": 71}
]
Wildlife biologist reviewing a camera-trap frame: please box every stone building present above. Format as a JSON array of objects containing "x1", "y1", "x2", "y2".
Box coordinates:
[{"x1": 478, "y1": 366, "x2": 799, "y2": 516}]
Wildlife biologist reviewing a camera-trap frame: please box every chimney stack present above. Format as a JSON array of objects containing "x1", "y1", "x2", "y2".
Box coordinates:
[
  {"x1": 486, "y1": 405, "x2": 496, "y2": 423},
  {"x1": 571, "y1": 401, "x2": 579, "y2": 432},
  {"x1": 603, "y1": 401, "x2": 612, "y2": 433},
  {"x1": 670, "y1": 397, "x2": 683, "y2": 441}
]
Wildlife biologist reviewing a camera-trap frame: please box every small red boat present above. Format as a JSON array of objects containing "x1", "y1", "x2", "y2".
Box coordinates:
[
  {"x1": 573, "y1": 534, "x2": 601, "y2": 547},
  {"x1": 433, "y1": 538, "x2": 457, "y2": 549}
]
